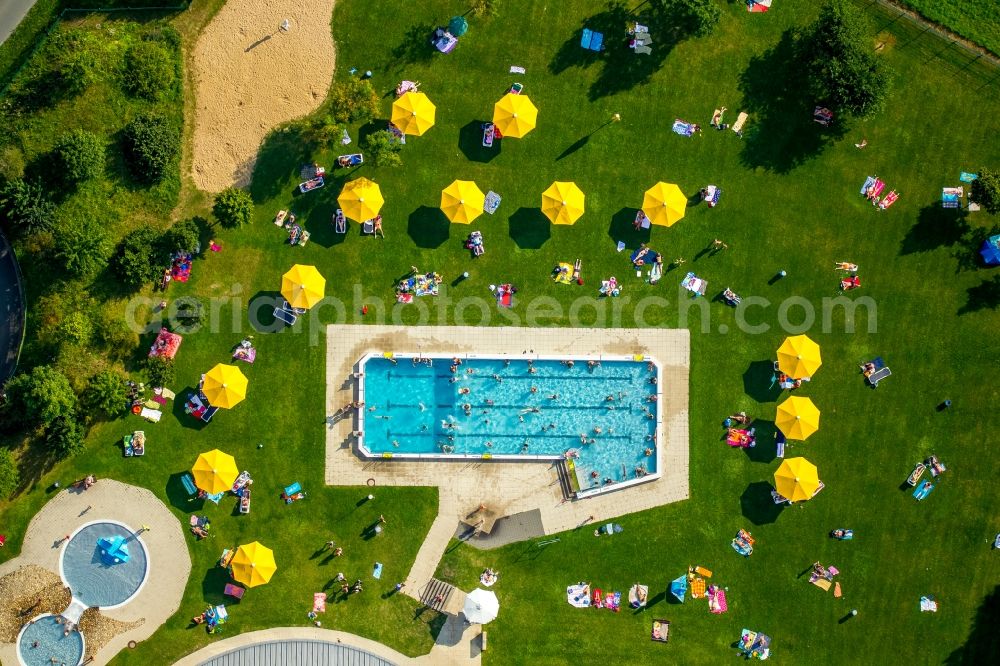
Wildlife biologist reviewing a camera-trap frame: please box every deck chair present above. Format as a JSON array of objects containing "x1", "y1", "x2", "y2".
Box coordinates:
[
  {"x1": 867, "y1": 366, "x2": 891, "y2": 387},
  {"x1": 732, "y1": 112, "x2": 748, "y2": 136},
  {"x1": 224, "y1": 583, "x2": 245, "y2": 599},
  {"x1": 362, "y1": 219, "x2": 375, "y2": 235},
  {"x1": 333, "y1": 209, "x2": 347, "y2": 233},
  {"x1": 273, "y1": 306, "x2": 297, "y2": 326}
]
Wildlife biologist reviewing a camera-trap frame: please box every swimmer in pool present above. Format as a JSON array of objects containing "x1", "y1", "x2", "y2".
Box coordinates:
[
  {"x1": 392, "y1": 440, "x2": 399, "y2": 447},
  {"x1": 594, "y1": 427, "x2": 603, "y2": 434},
  {"x1": 486, "y1": 441, "x2": 493, "y2": 448},
  {"x1": 418, "y1": 402, "x2": 426, "y2": 411},
  {"x1": 530, "y1": 386, "x2": 538, "y2": 394},
  {"x1": 485, "y1": 399, "x2": 495, "y2": 406}
]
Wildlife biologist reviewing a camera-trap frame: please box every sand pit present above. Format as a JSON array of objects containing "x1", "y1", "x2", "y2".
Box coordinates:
[{"x1": 191, "y1": 0, "x2": 336, "y2": 192}]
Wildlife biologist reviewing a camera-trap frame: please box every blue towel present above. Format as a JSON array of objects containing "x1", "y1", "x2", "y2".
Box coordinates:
[
  {"x1": 913, "y1": 483, "x2": 934, "y2": 500},
  {"x1": 580, "y1": 28, "x2": 593, "y2": 49},
  {"x1": 181, "y1": 473, "x2": 198, "y2": 495},
  {"x1": 205, "y1": 492, "x2": 224, "y2": 504},
  {"x1": 960, "y1": 172, "x2": 978, "y2": 183},
  {"x1": 373, "y1": 562, "x2": 383, "y2": 579},
  {"x1": 284, "y1": 482, "x2": 302, "y2": 495}
]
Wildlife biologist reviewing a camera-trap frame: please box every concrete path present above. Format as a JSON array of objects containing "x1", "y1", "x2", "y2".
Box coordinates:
[{"x1": 0, "y1": 0, "x2": 38, "y2": 46}]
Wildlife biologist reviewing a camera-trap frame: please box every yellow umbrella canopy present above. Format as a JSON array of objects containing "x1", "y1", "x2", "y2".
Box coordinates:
[
  {"x1": 440, "y1": 180, "x2": 486, "y2": 224},
  {"x1": 541, "y1": 181, "x2": 585, "y2": 225},
  {"x1": 337, "y1": 178, "x2": 384, "y2": 222},
  {"x1": 202, "y1": 363, "x2": 248, "y2": 409},
  {"x1": 777, "y1": 334, "x2": 822, "y2": 378},
  {"x1": 642, "y1": 182, "x2": 687, "y2": 227},
  {"x1": 231, "y1": 541, "x2": 277, "y2": 588},
  {"x1": 390, "y1": 92, "x2": 436, "y2": 136},
  {"x1": 192, "y1": 449, "x2": 239, "y2": 494},
  {"x1": 281, "y1": 264, "x2": 326, "y2": 310},
  {"x1": 492, "y1": 93, "x2": 538, "y2": 138},
  {"x1": 774, "y1": 457, "x2": 821, "y2": 502},
  {"x1": 775, "y1": 396, "x2": 821, "y2": 440}
]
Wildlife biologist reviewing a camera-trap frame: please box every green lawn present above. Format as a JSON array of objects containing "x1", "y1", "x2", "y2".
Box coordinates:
[
  {"x1": 1, "y1": 0, "x2": 999, "y2": 664},
  {"x1": 897, "y1": 0, "x2": 1000, "y2": 56}
]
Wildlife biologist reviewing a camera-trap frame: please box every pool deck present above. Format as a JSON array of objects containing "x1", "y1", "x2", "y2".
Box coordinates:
[
  {"x1": 325, "y1": 324, "x2": 689, "y2": 652},
  {"x1": 0, "y1": 479, "x2": 191, "y2": 665}
]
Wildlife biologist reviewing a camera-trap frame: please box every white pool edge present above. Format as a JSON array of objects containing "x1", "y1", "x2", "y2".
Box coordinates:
[{"x1": 15, "y1": 612, "x2": 86, "y2": 666}]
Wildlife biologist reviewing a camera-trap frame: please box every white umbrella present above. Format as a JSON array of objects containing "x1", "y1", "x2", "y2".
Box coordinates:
[{"x1": 463, "y1": 588, "x2": 499, "y2": 624}]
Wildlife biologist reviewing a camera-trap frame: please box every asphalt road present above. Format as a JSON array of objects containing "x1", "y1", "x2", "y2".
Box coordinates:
[{"x1": 0, "y1": 0, "x2": 39, "y2": 46}]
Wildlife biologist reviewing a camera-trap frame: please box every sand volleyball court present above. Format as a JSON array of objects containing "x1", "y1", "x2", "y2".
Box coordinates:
[{"x1": 191, "y1": 0, "x2": 336, "y2": 192}]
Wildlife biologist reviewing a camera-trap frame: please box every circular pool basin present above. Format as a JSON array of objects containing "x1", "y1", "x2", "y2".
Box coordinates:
[
  {"x1": 60, "y1": 521, "x2": 149, "y2": 609},
  {"x1": 17, "y1": 614, "x2": 84, "y2": 666}
]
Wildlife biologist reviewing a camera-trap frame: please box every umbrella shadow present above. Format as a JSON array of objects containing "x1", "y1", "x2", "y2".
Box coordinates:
[
  {"x1": 171, "y1": 388, "x2": 209, "y2": 431},
  {"x1": 607, "y1": 207, "x2": 649, "y2": 248},
  {"x1": 200, "y1": 566, "x2": 232, "y2": 606},
  {"x1": 408, "y1": 206, "x2": 450, "y2": 248},
  {"x1": 743, "y1": 420, "x2": 778, "y2": 464},
  {"x1": 742, "y1": 360, "x2": 782, "y2": 403},
  {"x1": 459, "y1": 121, "x2": 501, "y2": 163},
  {"x1": 740, "y1": 481, "x2": 785, "y2": 525},
  {"x1": 247, "y1": 291, "x2": 288, "y2": 334},
  {"x1": 303, "y1": 201, "x2": 341, "y2": 248},
  {"x1": 166, "y1": 471, "x2": 205, "y2": 512},
  {"x1": 508, "y1": 207, "x2": 551, "y2": 249}
]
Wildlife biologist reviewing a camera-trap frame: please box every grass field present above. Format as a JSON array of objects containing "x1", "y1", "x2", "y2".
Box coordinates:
[
  {"x1": 897, "y1": 0, "x2": 1000, "y2": 56},
  {"x1": 0, "y1": 0, "x2": 999, "y2": 664}
]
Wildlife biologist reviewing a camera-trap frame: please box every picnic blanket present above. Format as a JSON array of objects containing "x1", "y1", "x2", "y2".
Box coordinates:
[
  {"x1": 373, "y1": 562, "x2": 383, "y2": 579},
  {"x1": 313, "y1": 592, "x2": 326, "y2": 613},
  {"x1": 960, "y1": 172, "x2": 978, "y2": 183},
  {"x1": 149, "y1": 329, "x2": 182, "y2": 359},
  {"x1": 631, "y1": 247, "x2": 659, "y2": 266},
  {"x1": 691, "y1": 577, "x2": 707, "y2": 598},
  {"x1": 681, "y1": 272, "x2": 707, "y2": 296},
  {"x1": 708, "y1": 587, "x2": 728, "y2": 614},
  {"x1": 567, "y1": 584, "x2": 591, "y2": 608},
  {"x1": 811, "y1": 578, "x2": 832, "y2": 592},
  {"x1": 672, "y1": 119, "x2": 697, "y2": 137},
  {"x1": 553, "y1": 263, "x2": 573, "y2": 284},
  {"x1": 604, "y1": 590, "x2": 622, "y2": 612}
]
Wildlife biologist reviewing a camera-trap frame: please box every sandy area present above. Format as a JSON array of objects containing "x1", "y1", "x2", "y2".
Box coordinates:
[
  {"x1": 0, "y1": 566, "x2": 71, "y2": 642},
  {"x1": 190, "y1": 0, "x2": 336, "y2": 192}
]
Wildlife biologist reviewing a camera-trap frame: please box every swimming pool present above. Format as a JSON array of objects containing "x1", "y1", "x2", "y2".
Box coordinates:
[
  {"x1": 357, "y1": 354, "x2": 662, "y2": 496},
  {"x1": 60, "y1": 521, "x2": 149, "y2": 609},
  {"x1": 17, "y1": 614, "x2": 84, "y2": 666}
]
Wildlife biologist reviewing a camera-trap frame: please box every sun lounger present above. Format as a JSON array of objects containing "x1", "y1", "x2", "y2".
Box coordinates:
[
  {"x1": 362, "y1": 219, "x2": 375, "y2": 235},
  {"x1": 224, "y1": 583, "x2": 245, "y2": 599},
  {"x1": 723, "y1": 287, "x2": 741, "y2": 306},
  {"x1": 771, "y1": 489, "x2": 791, "y2": 504},
  {"x1": 313, "y1": 592, "x2": 327, "y2": 612},
  {"x1": 332, "y1": 208, "x2": 346, "y2": 233},
  {"x1": 273, "y1": 306, "x2": 296, "y2": 326},
  {"x1": 879, "y1": 191, "x2": 899, "y2": 210},
  {"x1": 484, "y1": 190, "x2": 501, "y2": 214},
  {"x1": 651, "y1": 619, "x2": 670, "y2": 643},
  {"x1": 913, "y1": 481, "x2": 934, "y2": 500},
  {"x1": 337, "y1": 153, "x2": 363, "y2": 168},
  {"x1": 180, "y1": 472, "x2": 198, "y2": 496},
  {"x1": 239, "y1": 488, "x2": 251, "y2": 514},
  {"x1": 634, "y1": 209, "x2": 650, "y2": 229},
  {"x1": 298, "y1": 176, "x2": 324, "y2": 193},
  {"x1": 867, "y1": 366, "x2": 890, "y2": 386},
  {"x1": 482, "y1": 122, "x2": 496, "y2": 148},
  {"x1": 907, "y1": 462, "x2": 926, "y2": 486},
  {"x1": 732, "y1": 111, "x2": 749, "y2": 136},
  {"x1": 703, "y1": 185, "x2": 721, "y2": 207}
]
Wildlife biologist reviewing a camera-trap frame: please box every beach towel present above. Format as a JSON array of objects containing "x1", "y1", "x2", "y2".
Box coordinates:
[
  {"x1": 960, "y1": 172, "x2": 978, "y2": 183},
  {"x1": 672, "y1": 119, "x2": 696, "y2": 137},
  {"x1": 811, "y1": 578, "x2": 832, "y2": 591},
  {"x1": 920, "y1": 596, "x2": 938, "y2": 612},
  {"x1": 709, "y1": 588, "x2": 728, "y2": 614},
  {"x1": 691, "y1": 578, "x2": 707, "y2": 598},
  {"x1": 913, "y1": 481, "x2": 934, "y2": 500},
  {"x1": 860, "y1": 176, "x2": 876, "y2": 196},
  {"x1": 373, "y1": 562, "x2": 383, "y2": 579},
  {"x1": 497, "y1": 291, "x2": 513, "y2": 308},
  {"x1": 510, "y1": 66, "x2": 525, "y2": 74},
  {"x1": 567, "y1": 584, "x2": 591, "y2": 608},
  {"x1": 313, "y1": 592, "x2": 327, "y2": 612},
  {"x1": 553, "y1": 263, "x2": 573, "y2": 284},
  {"x1": 834, "y1": 582, "x2": 842, "y2": 598}
]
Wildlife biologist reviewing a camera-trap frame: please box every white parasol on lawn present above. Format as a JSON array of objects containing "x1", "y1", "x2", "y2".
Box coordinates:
[{"x1": 463, "y1": 588, "x2": 499, "y2": 624}]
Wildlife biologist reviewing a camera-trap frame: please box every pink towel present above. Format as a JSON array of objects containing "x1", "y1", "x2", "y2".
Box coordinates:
[
  {"x1": 210, "y1": 243, "x2": 222, "y2": 252},
  {"x1": 153, "y1": 395, "x2": 167, "y2": 405},
  {"x1": 313, "y1": 592, "x2": 326, "y2": 613},
  {"x1": 828, "y1": 566, "x2": 840, "y2": 576},
  {"x1": 710, "y1": 589, "x2": 728, "y2": 614}
]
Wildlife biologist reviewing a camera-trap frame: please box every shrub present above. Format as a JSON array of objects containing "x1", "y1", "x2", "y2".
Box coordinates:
[
  {"x1": 213, "y1": 188, "x2": 253, "y2": 228},
  {"x1": 296, "y1": 114, "x2": 345, "y2": 150},
  {"x1": 4, "y1": 365, "x2": 77, "y2": 428},
  {"x1": 672, "y1": 0, "x2": 721, "y2": 37},
  {"x1": 122, "y1": 112, "x2": 180, "y2": 184},
  {"x1": 96, "y1": 312, "x2": 139, "y2": 360},
  {"x1": 328, "y1": 79, "x2": 380, "y2": 125},
  {"x1": 971, "y1": 168, "x2": 1000, "y2": 215},
  {"x1": 53, "y1": 129, "x2": 104, "y2": 184},
  {"x1": 362, "y1": 130, "x2": 403, "y2": 168},
  {"x1": 84, "y1": 369, "x2": 128, "y2": 417},
  {"x1": 122, "y1": 40, "x2": 175, "y2": 101},
  {"x1": 46, "y1": 412, "x2": 85, "y2": 458},
  {"x1": 143, "y1": 354, "x2": 175, "y2": 388},
  {"x1": 0, "y1": 178, "x2": 55, "y2": 234},
  {"x1": 55, "y1": 216, "x2": 111, "y2": 278},
  {"x1": 112, "y1": 227, "x2": 167, "y2": 289},
  {"x1": 56, "y1": 311, "x2": 94, "y2": 347},
  {"x1": 49, "y1": 29, "x2": 99, "y2": 97},
  {"x1": 161, "y1": 216, "x2": 202, "y2": 254},
  {"x1": 0, "y1": 449, "x2": 18, "y2": 499}
]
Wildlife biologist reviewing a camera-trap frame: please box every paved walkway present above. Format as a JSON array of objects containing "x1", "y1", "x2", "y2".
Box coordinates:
[
  {"x1": 0, "y1": 479, "x2": 191, "y2": 665},
  {"x1": 0, "y1": 0, "x2": 38, "y2": 46}
]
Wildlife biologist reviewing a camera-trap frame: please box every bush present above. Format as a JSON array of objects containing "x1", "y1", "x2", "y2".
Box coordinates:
[
  {"x1": 122, "y1": 112, "x2": 180, "y2": 184},
  {"x1": 4, "y1": 365, "x2": 77, "y2": 428},
  {"x1": 112, "y1": 227, "x2": 167, "y2": 289},
  {"x1": 84, "y1": 369, "x2": 128, "y2": 417},
  {"x1": 160, "y1": 216, "x2": 202, "y2": 254},
  {"x1": 362, "y1": 130, "x2": 403, "y2": 168},
  {"x1": 213, "y1": 188, "x2": 253, "y2": 228},
  {"x1": 971, "y1": 168, "x2": 1000, "y2": 215},
  {"x1": 0, "y1": 178, "x2": 55, "y2": 234},
  {"x1": 143, "y1": 354, "x2": 175, "y2": 388},
  {"x1": 46, "y1": 412, "x2": 85, "y2": 458},
  {"x1": 56, "y1": 311, "x2": 94, "y2": 347},
  {"x1": 53, "y1": 129, "x2": 105, "y2": 184},
  {"x1": 0, "y1": 449, "x2": 18, "y2": 499},
  {"x1": 296, "y1": 114, "x2": 345, "y2": 150},
  {"x1": 328, "y1": 79, "x2": 380, "y2": 125},
  {"x1": 55, "y1": 216, "x2": 111, "y2": 278},
  {"x1": 674, "y1": 0, "x2": 721, "y2": 37},
  {"x1": 96, "y1": 312, "x2": 139, "y2": 360},
  {"x1": 49, "y1": 29, "x2": 99, "y2": 97},
  {"x1": 121, "y1": 40, "x2": 175, "y2": 101}
]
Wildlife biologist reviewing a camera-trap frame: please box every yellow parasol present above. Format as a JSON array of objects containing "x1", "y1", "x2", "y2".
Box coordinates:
[
  {"x1": 492, "y1": 93, "x2": 538, "y2": 138},
  {"x1": 202, "y1": 363, "x2": 248, "y2": 409},
  {"x1": 281, "y1": 264, "x2": 326, "y2": 310},
  {"x1": 191, "y1": 449, "x2": 238, "y2": 494},
  {"x1": 440, "y1": 180, "x2": 485, "y2": 224},
  {"x1": 774, "y1": 457, "x2": 821, "y2": 502},
  {"x1": 775, "y1": 396, "x2": 821, "y2": 440},
  {"x1": 390, "y1": 92, "x2": 436, "y2": 136},
  {"x1": 776, "y1": 334, "x2": 822, "y2": 379},
  {"x1": 541, "y1": 181, "x2": 585, "y2": 225},
  {"x1": 338, "y1": 178, "x2": 384, "y2": 222},
  {"x1": 231, "y1": 541, "x2": 277, "y2": 588},
  {"x1": 642, "y1": 182, "x2": 687, "y2": 227}
]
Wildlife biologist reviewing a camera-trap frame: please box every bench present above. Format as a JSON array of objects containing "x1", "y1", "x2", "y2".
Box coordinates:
[{"x1": 480, "y1": 630, "x2": 487, "y2": 650}]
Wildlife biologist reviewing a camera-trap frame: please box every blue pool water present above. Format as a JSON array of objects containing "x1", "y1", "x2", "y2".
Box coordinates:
[
  {"x1": 361, "y1": 357, "x2": 659, "y2": 487},
  {"x1": 62, "y1": 522, "x2": 148, "y2": 608},
  {"x1": 18, "y1": 615, "x2": 84, "y2": 666}
]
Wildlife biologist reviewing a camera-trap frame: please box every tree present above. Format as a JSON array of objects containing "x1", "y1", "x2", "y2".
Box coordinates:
[
  {"x1": 0, "y1": 178, "x2": 55, "y2": 234},
  {"x1": 0, "y1": 449, "x2": 18, "y2": 499},
  {"x1": 112, "y1": 227, "x2": 167, "y2": 289},
  {"x1": 122, "y1": 112, "x2": 180, "y2": 183},
  {"x1": 55, "y1": 216, "x2": 111, "y2": 278},
  {"x1": 4, "y1": 365, "x2": 77, "y2": 428},
  {"x1": 662, "y1": 0, "x2": 720, "y2": 37},
  {"x1": 122, "y1": 40, "x2": 176, "y2": 101},
  {"x1": 213, "y1": 187, "x2": 253, "y2": 228},
  {"x1": 84, "y1": 369, "x2": 128, "y2": 417},
  {"x1": 46, "y1": 412, "x2": 85, "y2": 458},
  {"x1": 53, "y1": 129, "x2": 104, "y2": 184},
  {"x1": 160, "y1": 217, "x2": 202, "y2": 254},
  {"x1": 971, "y1": 168, "x2": 1000, "y2": 215},
  {"x1": 296, "y1": 114, "x2": 345, "y2": 150},
  {"x1": 362, "y1": 130, "x2": 403, "y2": 168},
  {"x1": 143, "y1": 355, "x2": 175, "y2": 388},
  {"x1": 328, "y1": 79, "x2": 380, "y2": 125},
  {"x1": 801, "y1": 0, "x2": 891, "y2": 118}
]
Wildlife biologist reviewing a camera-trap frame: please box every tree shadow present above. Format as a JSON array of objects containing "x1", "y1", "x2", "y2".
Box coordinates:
[
  {"x1": 737, "y1": 30, "x2": 846, "y2": 173},
  {"x1": 388, "y1": 23, "x2": 437, "y2": 71},
  {"x1": 899, "y1": 203, "x2": 971, "y2": 256},
  {"x1": 743, "y1": 420, "x2": 778, "y2": 464},
  {"x1": 959, "y1": 275, "x2": 1000, "y2": 314},
  {"x1": 955, "y1": 224, "x2": 1000, "y2": 272},
  {"x1": 508, "y1": 207, "x2": 551, "y2": 249},
  {"x1": 945, "y1": 584, "x2": 1000, "y2": 664},
  {"x1": 740, "y1": 481, "x2": 785, "y2": 526},
  {"x1": 458, "y1": 121, "x2": 501, "y2": 163},
  {"x1": 249, "y1": 127, "x2": 314, "y2": 204},
  {"x1": 742, "y1": 360, "x2": 781, "y2": 403},
  {"x1": 607, "y1": 207, "x2": 649, "y2": 248},
  {"x1": 408, "y1": 206, "x2": 450, "y2": 248}
]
